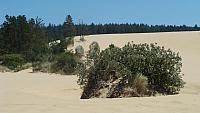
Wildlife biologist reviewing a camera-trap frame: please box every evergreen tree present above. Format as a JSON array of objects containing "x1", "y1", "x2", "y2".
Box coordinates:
[
  {"x1": 27, "y1": 17, "x2": 49, "y2": 61},
  {"x1": 63, "y1": 15, "x2": 76, "y2": 38},
  {"x1": 0, "y1": 15, "x2": 49, "y2": 62}
]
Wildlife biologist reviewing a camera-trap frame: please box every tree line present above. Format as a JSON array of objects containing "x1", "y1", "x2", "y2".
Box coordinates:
[
  {"x1": 2, "y1": 15, "x2": 200, "y2": 44},
  {"x1": 75, "y1": 23, "x2": 200, "y2": 35},
  {"x1": 45, "y1": 22, "x2": 200, "y2": 41}
]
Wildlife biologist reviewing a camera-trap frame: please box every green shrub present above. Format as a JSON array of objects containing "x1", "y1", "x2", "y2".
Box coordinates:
[
  {"x1": 50, "y1": 42, "x2": 65, "y2": 54},
  {"x1": 51, "y1": 52, "x2": 78, "y2": 75},
  {"x1": 0, "y1": 54, "x2": 25, "y2": 71},
  {"x1": 88, "y1": 41, "x2": 100, "y2": 60},
  {"x1": 50, "y1": 38, "x2": 74, "y2": 55},
  {"x1": 76, "y1": 63, "x2": 89, "y2": 88},
  {"x1": 78, "y1": 42, "x2": 185, "y2": 99},
  {"x1": 75, "y1": 45, "x2": 84, "y2": 58},
  {"x1": 121, "y1": 42, "x2": 185, "y2": 94}
]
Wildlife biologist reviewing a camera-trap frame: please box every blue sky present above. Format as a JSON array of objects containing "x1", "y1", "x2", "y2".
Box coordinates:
[{"x1": 0, "y1": 0, "x2": 200, "y2": 26}]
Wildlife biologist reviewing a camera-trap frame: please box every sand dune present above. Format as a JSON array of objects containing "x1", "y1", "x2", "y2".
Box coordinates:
[{"x1": 1, "y1": 31, "x2": 200, "y2": 113}]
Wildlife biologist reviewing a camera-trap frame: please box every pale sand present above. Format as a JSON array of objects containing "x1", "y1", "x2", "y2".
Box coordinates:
[{"x1": 1, "y1": 31, "x2": 200, "y2": 113}]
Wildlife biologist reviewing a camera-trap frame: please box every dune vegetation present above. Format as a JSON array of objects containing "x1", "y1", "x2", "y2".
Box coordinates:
[
  {"x1": 0, "y1": 14, "x2": 191, "y2": 99},
  {"x1": 77, "y1": 41, "x2": 185, "y2": 99}
]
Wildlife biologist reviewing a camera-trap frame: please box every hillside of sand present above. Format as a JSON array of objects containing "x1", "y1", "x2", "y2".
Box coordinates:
[{"x1": 1, "y1": 31, "x2": 200, "y2": 113}]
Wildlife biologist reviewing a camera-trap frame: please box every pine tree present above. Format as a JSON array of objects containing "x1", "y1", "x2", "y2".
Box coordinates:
[
  {"x1": 63, "y1": 15, "x2": 76, "y2": 38},
  {"x1": 0, "y1": 15, "x2": 49, "y2": 61}
]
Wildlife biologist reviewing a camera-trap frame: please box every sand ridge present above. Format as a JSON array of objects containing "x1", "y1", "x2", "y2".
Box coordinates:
[{"x1": 1, "y1": 31, "x2": 200, "y2": 113}]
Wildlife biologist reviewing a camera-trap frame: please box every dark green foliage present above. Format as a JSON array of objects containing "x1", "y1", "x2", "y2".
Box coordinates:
[
  {"x1": 78, "y1": 42, "x2": 185, "y2": 99},
  {"x1": 26, "y1": 18, "x2": 49, "y2": 62},
  {"x1": 47, "y1": 22, "x2": 200, "y2": 42},
  {"x1": 43, "y1": 20, "x2": 200, "y2": 42},
  {"x1": 0, "y1": 15, "x2": 78, "y2": 72},
  {"x1": 75, "y1": 23, "x2": 200, "y2": 35},
  {"x1": 0, "y1": 54, "x2": 25, "y2": 71},
  {"x1": 0, "y1": 30, "x2": 4, "y2": 54},
  {"x1": 51, "y1": 53, "x2": 78, "y2": 74},
  {"x1": 63, "y1": 15, "x2": 76, "y2": 38},
  {"x1": 0, "y1": 15, "x2": 49, "y2": 62},
  {"x1": 50, "y1": 37, "x2": 74, "y2": 55},
  {"x1": 1, "y1": 15, "x2": 30, "y2": 54},
  {"x1": 120, "y1": 42, "x2": 185, "y2": 94},
  {"x1": 46, "y1": 24, "x2": 64, "y2": 42},
  {"x1": 51, "y1": 43, "x2": 65, "y2": 55}
]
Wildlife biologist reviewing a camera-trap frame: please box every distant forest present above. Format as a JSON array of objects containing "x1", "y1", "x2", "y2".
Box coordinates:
[
  {"x1": 1, "y1": 15, "x2": 200, "y2": 41},
  {"x1": 1, "y1": 15, "x2": 200, "y2": 43},
  {"x1": 46, "y1": 21, "x2": 200, "y2": 41}
]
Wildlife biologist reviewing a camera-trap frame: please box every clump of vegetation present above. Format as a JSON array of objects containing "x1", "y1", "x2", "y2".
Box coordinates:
[
  {"x1": 50, "y1": 41, "x2": 65, "y2": 54},
  {"x1": 51, "y1": 52, "x2": 79, "y2": 75},
  {"x1": 0, "y1": 54, "x2": 25, "y2": 71},
  {"x1": 77, "y1": 42, "x2": 185, "y2": 99},
  {"x1": 75, "y1": 45, "x2": 84, "y2": 58},
  {"x1": 88, "y1": 41, "x2": 100, "y2": 59},
  {"x1": 126, "y1": 73, "x2": 149, "y2": 97},
  {"x1": 0, "y1": 15, "x2": 77, "y2": 73},
  {"x1": 33, "y1": 37, "x2": 77, "y2": 74},
  {"x1": 76, "y1": 63, "x2": 88, "y2": 88}
]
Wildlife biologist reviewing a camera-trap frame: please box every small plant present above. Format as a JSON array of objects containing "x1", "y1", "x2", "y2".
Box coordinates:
[{"x1": 130, "y1": 73, "x2": 149, "y2": 96}]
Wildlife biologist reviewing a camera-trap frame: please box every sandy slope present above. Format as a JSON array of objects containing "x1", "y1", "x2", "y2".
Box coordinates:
[{"x1": 1, "y1": 31, "x2": 200, "y2": 113}]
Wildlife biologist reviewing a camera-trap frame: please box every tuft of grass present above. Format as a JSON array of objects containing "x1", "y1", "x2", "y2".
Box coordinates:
[{"x1": 131, "y1": 73, "x2": 149, "y2": 96}]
